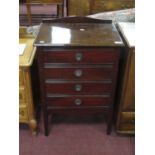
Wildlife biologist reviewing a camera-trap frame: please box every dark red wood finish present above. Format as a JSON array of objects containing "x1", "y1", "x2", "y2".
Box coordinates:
[
  {"x1": 46, "y1": 96, "x2": 112, "y2": 107},
  {"x1": 44, "y1": 67, "x2": 115, "y2": 81},
  {"x1": 45, "y1": 83, "x2": 113, "y2": 94},
  {"x1": 43, "y1": 50, "x2": 120, "y2": 63},
  {"x1": 34, "y1": 17, "x2": 124, "y2": 136}
]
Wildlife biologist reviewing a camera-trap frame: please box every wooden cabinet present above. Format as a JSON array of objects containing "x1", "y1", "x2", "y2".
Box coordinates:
[
  {"x1": 116, "y1": 22, "x2": 135, "y2": 134},
  {"x1": 67, "y1": 0, "x2": 135, "y2": 16},
  {"x1": 19, "y1": 39, "x2": 37, "y2": 135},
  {"x1": 34, "y1": 17, "x2": 124, "y2": 136}
]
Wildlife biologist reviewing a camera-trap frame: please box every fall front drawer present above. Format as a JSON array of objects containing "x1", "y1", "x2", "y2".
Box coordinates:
[
  {"x1": 46, "y1": 96, "x2": 112, "y2": 107},
  {"x1": 45, "y1": 82, "x2": 113, "y2": 94},
  {"x1": 44, "y1": 67, "x2": 115, "y2": 80},
  {"x1": 43, "y1": 49, "x2": 120, "y2": 63}
]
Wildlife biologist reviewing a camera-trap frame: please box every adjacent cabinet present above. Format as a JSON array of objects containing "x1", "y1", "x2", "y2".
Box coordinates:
[
  {"x1": 19, "y1": 39, "x2": 37, "y2": 135},
  {"x1": 116, "y1": 22, "x2": 135, "y2": 134}
]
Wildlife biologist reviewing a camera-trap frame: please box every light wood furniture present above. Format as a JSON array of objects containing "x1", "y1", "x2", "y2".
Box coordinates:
[
  {"x1": 26, "y1": 0, "x2": 64, "y2": 25},
  {"x1": 116, "y1": 22, "x2": 135, "y2": 134},
  {"x1": 19, "y1": 28, "x2": 37, "y2": 135},
  {"x1": 34, "y1": 17, "x2": 124, "y2": 136},
  {"x1": 66, "y1": 0, "x2": 135, "y2": 16}
]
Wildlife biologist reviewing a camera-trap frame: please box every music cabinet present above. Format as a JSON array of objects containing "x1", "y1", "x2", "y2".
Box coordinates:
[{"x1": 34, "y1": 17, "x2": 124, "y2": 136}]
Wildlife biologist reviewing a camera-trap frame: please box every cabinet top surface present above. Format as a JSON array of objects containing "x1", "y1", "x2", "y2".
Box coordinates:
[
  {"x1": 117, "y1": 22, "x2": 135, "y2": 48},
  {"x1": 34, "y1": 23, "x2": 124, "y2": 47},
  {"x1": 19, "y1": 39, "x2": 36, "y2": 67}
]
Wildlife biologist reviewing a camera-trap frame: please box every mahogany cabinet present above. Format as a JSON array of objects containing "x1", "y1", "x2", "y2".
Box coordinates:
[
  {"x1": 67, "y1": 0, "x2": 135, "y2": 16},
  {"x1": 116, "y1": 22, "x2": 135, "y2": 134},
  {"x1": 34, "y1": 17, "x2": 124, "y2": 136}
]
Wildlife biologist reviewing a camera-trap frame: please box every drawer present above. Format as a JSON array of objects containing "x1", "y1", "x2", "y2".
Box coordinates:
[
  {"x1": 19, "y1": 87, "x2": 26, "y2": 103},
  {"x1": 119, "y1": 112, "x2": 135, "y2": 131},
  {"x1": 45, "y1": 82, "x2": 113, "y2": 95},
  {"x1": 46, "y1": 96, "x2": 112, "y2": 107},
  {"x1": 43, "y1": 50, "x2": 120, "y2": 64},
  {"x1": 19, "y1": 69, "x2": 24, "y2": 86},
  {"x1": 44, "y1": 67, "x2": 115, "y2": 81},
  {"x1": 19, "y1": 105, "x2": 28, "y2": 121}
]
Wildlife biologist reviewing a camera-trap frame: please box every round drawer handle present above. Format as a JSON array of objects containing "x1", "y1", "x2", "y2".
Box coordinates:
[
  {"x1": 75, "y1": 53, "x2": 83, "y2": 61},
  {"x1": 74, "y1": 98, "x2": 82, "y2": 106},
  {"x1": 74, "y1": 69, "x2": 83, "y2": 77},
  {"x1": 131, "y1": 119, "x2": 135, "y2": 124},
  {"x1": 75, "y1": 84, "x2": 82, "y2": 92}
]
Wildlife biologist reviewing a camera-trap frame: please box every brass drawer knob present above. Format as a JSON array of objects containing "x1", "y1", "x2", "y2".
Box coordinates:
[
  {"x1": 75, "y1": 84, "x2": 82, "y2": 92},
  {"x1": 74, "y1": 98, "x2": 82, "y2": 105},
  {"x1": 75, "y1": 53, "x2": 83, "y2": 61},
  {"x1": 74, "y1": 69, "x2": 83, "y2": 77}
]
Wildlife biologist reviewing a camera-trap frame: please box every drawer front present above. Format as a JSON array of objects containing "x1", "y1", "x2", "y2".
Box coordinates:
[
  {"x1": 19, "y1": 106, "x2": 28, "y2": 121},
  {"x1": 46, "y1": 96, "x2": 112, "y2": 107},
  {"x1": 44, "y1": 67, "x2": 115, "y2": 81},
  {"x1": 19, "y1": 87, "x2": 26, "y2": 103},
  {"x1": 119, "y1": 112, "x2": 135, "y2": 131},
  {"x1": 43, "y1": 50, "x2": 120, "y2": 64},
  {"x1": 91, "y1": 1, "x2": 135, "y2": 13},
  {"x1": 19, "y1": 69, "x2": 24, "y2": 86},
  {"x1": 45, "y1": 82, "x2": 113, "y2": 95}
]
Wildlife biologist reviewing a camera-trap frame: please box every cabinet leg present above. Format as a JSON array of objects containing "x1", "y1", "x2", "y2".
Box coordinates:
[
  {"x1": 29, "y1": 119, "x2": 37, "y2": 136},
  {"x1": 43, "y1": 111, "x2": 49, "y2": 136},
  {"x1": 106, "y1": 110, "x2": 113, "y2": 135},
  {"x1": 107, "y1": 122, "x2": 112, "y2": 135}
]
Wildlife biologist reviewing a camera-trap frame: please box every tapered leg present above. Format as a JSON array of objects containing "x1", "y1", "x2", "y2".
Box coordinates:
[
  {"x1": 43, "y1": 110, "x2": 49, "y2": 136},
  {"x1": 107, "y1": 121, "x2": 112, "y2": 135},
  {"x1": 106, "y1": 109, "x2": 113, "y2": 135}
]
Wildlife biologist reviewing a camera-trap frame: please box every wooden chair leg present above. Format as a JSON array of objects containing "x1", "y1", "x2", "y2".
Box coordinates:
[
  {"x1": 57, "y1": 4, "x2": 64, "y2": 18},
  {"x1": 26, "y1": 3, "x2": 32, "y2": 26},
  {"x1": 57, "y1": 5, "x2": 59, "y2": 17},
  {"x1": 61, "y1": 4, "x2": 64, "y2": 17}
]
